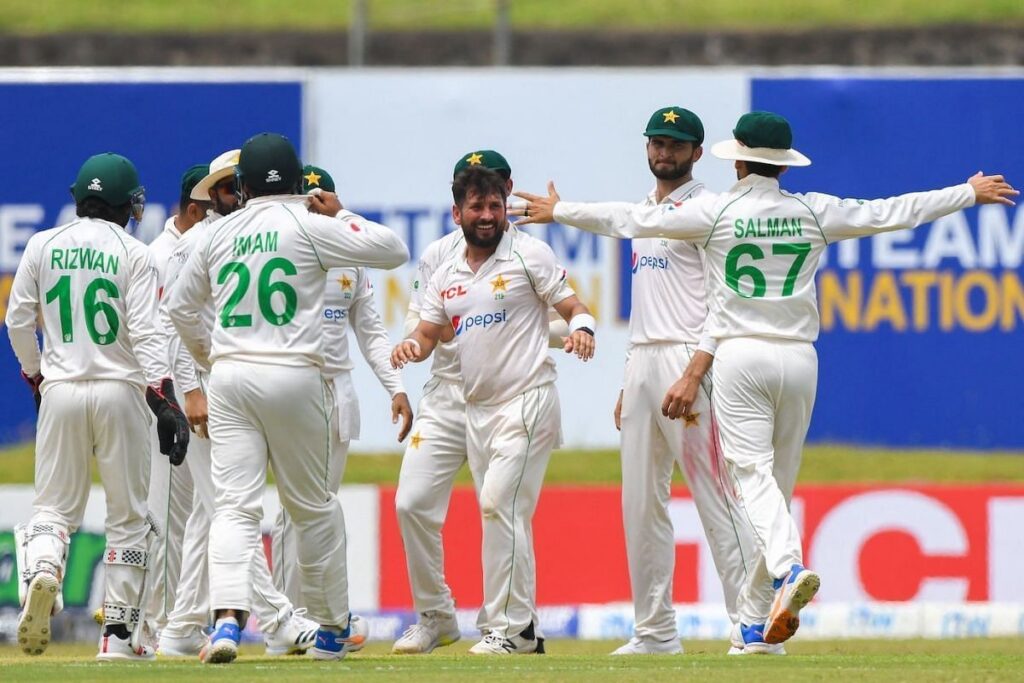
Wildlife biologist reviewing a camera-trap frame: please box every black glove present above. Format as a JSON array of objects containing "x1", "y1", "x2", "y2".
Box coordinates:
[
  {"x1": 145, "y1": 378, "x2": 190, "y2": 466},
  {"x1": 21, "y1": 371, "x2": 43, "y2": 412}
]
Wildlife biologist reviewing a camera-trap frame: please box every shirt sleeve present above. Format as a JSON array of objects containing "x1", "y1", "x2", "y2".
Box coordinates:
[
  {"x1": 124, "y1": 246, "x2": 171, "y2": 386},
  {"x1": 5, "y1": 235, "x2": 42, "y2": 376},
  {"x1": 418, "y1": 268, "x2": 448, "y2": 327},
  {"x1": 299, "y1": 208, "x2": 409, "y2": 271},
  {"x1": 166, "y1": 231, "x2": 214, "y2": 371},
  {"x1": 553, "y1": 196, "x2": 717, "y2": 243},
  {"x1": 408, "y1": 241, "x2": 439, "y2": 316},
  {"x1": 804, "y1": 183, "x2": 976, "y2": 243},
  {"x1": 528, "y1": 241, "x2": 576, "y2": 306},
  {"x1": 349, "y1": 270, "x2": 405, "y2": 397}
]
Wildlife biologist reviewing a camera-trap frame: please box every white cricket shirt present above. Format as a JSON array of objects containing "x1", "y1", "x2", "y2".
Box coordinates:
[
  {"x1": 555, "y1": 176, "x2": 976, "y2": 343},
  {"x1": 629, "y1": 179, "x2": 709, "y2": 349},
  {"x1": 408, "y1": 230, "x2": 464, "y2": 383},
  {"x1": 167, "y1": 195, "x2": 408, "y2": 369},
  {"x1": 149, "y1": 216, "x2": 183, "y2": 297},
  {"x1": 6, "y1": 217, "x2": 169, "y2": 387},
  {"x1": 419, "y1": 227, "x2": 575, "y2": 405}
]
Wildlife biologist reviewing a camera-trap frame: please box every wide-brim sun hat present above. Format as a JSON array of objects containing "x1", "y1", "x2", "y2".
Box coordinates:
[
  {"x1": 711, "y1": 111, "x2": 811, "y2": 167},
  {"x1": 190, "y1": 148, "x2": 241, "y2": 200}
]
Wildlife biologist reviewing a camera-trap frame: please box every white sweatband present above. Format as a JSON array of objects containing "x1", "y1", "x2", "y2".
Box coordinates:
[
  {"x1": 569, "y1": 313, "x2": 596, "y2": 334},
  {"x1": 402, "y1": 338, "x2": 422, "y2": 354}
]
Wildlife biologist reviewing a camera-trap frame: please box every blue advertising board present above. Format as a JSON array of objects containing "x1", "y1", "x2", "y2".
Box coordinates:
[
  {"x1": 0, "y1": 81, "x2": 302, "y2": 444},
  {"x1": 751, "y1": 78, "x2": 1024, "y2": 448}
]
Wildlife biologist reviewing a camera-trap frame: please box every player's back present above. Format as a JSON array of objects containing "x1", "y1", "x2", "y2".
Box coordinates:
[{"x1": 28, "y1": 217, "x2": 154, "y2": 385}]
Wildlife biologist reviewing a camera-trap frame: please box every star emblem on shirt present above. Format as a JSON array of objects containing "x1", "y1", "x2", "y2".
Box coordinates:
[
  {"x1": 409, "y1": 432, "x2": 423, "y2": 449},
  {"x1": 683, "y1": 412, "x2": 701, "y2": 428},
  {"x1": 662, "y1": 110, "x2": 680, "y2": 124},
  {"x1": 490, "y1": 274, "x2": 509, "y2": 293},
  {"x1": 304, "y1": 170, "x2": 322, "y2": 187},
  {"x1": 338, "y1": 274, "x2": 353, "y2": 291},
  {"x1": 466, "y1": 153, "x2": 484, "y2": 166}
]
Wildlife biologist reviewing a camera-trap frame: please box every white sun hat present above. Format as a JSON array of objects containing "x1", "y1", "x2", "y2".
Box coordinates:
[
  {"x1": 190, "y1": 148, "x2": 241, "y2": 200},
  {"x1": 711, "y1": 111, "x2": 811, "y2": 167}
]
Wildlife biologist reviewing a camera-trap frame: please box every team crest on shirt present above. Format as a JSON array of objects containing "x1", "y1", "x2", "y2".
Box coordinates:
[
  {"x1": 490, "y1": 274, "x2": 508, "y2": 300},
  {"x1": 409, "y1": 432, "x2": 423, "y2": 449},
  {"x1": 683, "y1": 412, "x2": 701, "y2": 428},
  {"x1": 337, "y1": 274, "x2": 354, "y2": 299}
]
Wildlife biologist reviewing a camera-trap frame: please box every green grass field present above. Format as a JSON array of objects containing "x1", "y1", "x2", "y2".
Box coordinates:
[
  {"x1": 2, "y1": 640, "x2": 1023, "y2": 682},
  {"x1": 0, "y1": 0, "x2": 1022, "y2": 34},
  {"x1": 2, "y1": 442, "x2": 1023, "y2": 486}
]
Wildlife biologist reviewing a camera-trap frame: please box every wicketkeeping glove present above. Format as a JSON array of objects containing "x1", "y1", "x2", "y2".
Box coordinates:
[
  {"x1": 145, "y1": 378, "x2": 190, "y2": 466},
  {"x1": 21, "y1": 371, "x2": 43, "y2": 412}
]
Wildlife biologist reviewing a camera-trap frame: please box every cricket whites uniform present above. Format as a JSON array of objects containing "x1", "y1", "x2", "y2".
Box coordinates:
[
  {"x1": 419, "y1": 228, "x2": 572, "y2": 639},
  {"x1": 619, "y1": 179, "x2": 761, "y2": 644},
  {"x1": 272, "y1": 266, "x2": 405, "y2": 605},
  {"x1": 144, "y1": 217, "x2": 195, "y2": 634},
  {"x1": 6, "y1": 217, "x2": 171, "y2": 645},
  {"x1": 555, "y1": 175, "x2": 976, "y2": 627},
  {"x1": 167, "y1": 194, "x2": 408, "y2": 628}
]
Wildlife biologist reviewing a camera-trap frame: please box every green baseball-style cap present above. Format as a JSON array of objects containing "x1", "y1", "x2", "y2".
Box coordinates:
[
  {"x1": 710, "y1": 111, "x2": 812, "y2": 167},
  {"x1": 302, "y1": 165, "x2": 335, "y2": 193},
  {"x1": 180, "y1": 164, "x2": 209, "y2": 199},
  {"x1": 238, "y1": 132, "x2": 303, "y2": 193},
  {"x1": 70, "y1": 153, "x2": 144, "y2": 205},
  {"x1": 644, "y1": 107, "x2": 704, "y2": 145},
  {"x1": 453, "y1": 150, "x2": 511, "y2": 179}
]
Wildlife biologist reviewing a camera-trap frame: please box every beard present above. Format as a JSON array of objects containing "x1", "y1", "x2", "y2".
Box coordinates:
[
  {"x1": 213, "y1": 194, "x2": 238, "y2": 216},
  {"x1": 648, "y1": 158, "x2": 694, "y2": 181},
  {"x1": 462, "y1": 219, "x2": 505, "y2": 249}
]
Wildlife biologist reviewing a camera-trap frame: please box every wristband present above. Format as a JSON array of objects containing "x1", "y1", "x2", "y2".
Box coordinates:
[
  {"x1": 569, "y1": 313, "x2": 596, "y2": 335},
  {"x1": 403, "y1": 338, "x2": 422, "y2": 354}
]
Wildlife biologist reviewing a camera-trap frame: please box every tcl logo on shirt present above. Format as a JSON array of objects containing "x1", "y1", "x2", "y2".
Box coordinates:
[
  {"x1": 442, "y1": 285, "x2": 469, "y2": 300},
  {"x1": 631, "y1": 252, "x2": 669, "y2": 274},
  {"x1": 452, "y1": 309, "x2": 508, "y2": 336}
]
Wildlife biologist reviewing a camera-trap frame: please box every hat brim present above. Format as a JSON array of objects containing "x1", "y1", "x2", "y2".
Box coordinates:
[
  {"x1": 644, "y1": 128, "x2": 700, "y2": 143},
  {"x1": 711, "y1": 139, "x2": 811, "y2": 167},
  {"x1": 190, "y1": 167, "x2": 235, "y2": 200}
]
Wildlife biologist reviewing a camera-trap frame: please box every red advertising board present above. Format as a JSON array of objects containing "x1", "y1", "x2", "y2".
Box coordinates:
[{"x1": 378, "y1": 485, "x2": 1024, "y2": 608}]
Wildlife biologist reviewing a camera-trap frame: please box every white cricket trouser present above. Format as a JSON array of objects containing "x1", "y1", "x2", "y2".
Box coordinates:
[
  {"x1": 620, "y1": 343, "x2": 760, "y2": 640},
  {"x1": 163, "y1": 419, "x2": 292, "y2": 636},
  {"x1": 207, "y1": 360, "x2": 348, "y2": 626},
  {"x1": 272, "y1": 372, "x2": 353, "y2": 608},
  {"x1": 144, "y1": 421, "x2": 194, "y2": 632},
  {"x1": 468, "y1": 382, "x2": 560, "y2": 638},
  {"x1": 29, "y1": 380, "x2": 151, "y2": 618},
  {"x1": 713, "y1": 337, "x2": 817, "y2": 626},
  {"x1": 394, "y1": 377, "x2": 467, "y2": 616}
]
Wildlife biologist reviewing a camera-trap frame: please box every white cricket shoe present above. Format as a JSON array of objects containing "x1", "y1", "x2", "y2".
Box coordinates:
[
  {"x1": 310, "y1": 615, "x2": 369, "y2": 660},
  {"x1": 610, "y1": 635, "x2": 683, "y2": 655},
  {"x1": 200, "y1": 619, "x2": 241, "y2": 664},
  {"x1": 727, "y1": 623, "x2": 786, "y2": 655},
  {"x1": 158, "y1": 626, "x2": 209, "y2": 657},
  {"x1": 765, "y1": 564, "x2": 820, "y2": 645},
  {"x1": 265, "y1": 608, "x2": 319, "y2": 656},
  {"x1": 18, "y1": 572, "x2": 58, "y2": 656},
  {"x1": 392, "y1": 611, "x2": 461, "y2": 654},
  {"x1": 96, "y1": 632, "x2": 156, "y2": 661},
  {"x1": 468, "y1": 621, "x2": 541, "y2": 655}
]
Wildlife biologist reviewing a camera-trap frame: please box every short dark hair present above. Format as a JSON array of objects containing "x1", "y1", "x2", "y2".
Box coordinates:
[
  {"x1": 452, "y1": 166, "x2": 508, "y2": 207},
  {"x1": 76, "y1": 197, "x2": 131, "y2": 227},
  {"x1": 744, "y1": 161, "x2": 784, "y2": 178}
]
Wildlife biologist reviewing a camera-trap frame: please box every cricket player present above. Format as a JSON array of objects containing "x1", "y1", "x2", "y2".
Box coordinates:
[
  {"x1": 270, "y1": 165, "x2": 413, "y2": 606},
  {"x1": 514, "y1": 111, "x2": 1017, "y2": 650},
  {"x1": 142, "y1": 162, "x2": 207, "y2": 640},
  {"x1": 392, "y1": 165, "x2": 595, "y2": 655},
  {"x1": 167, "y1": 132, "x2": 409, "y2": 664},
  {"x1": 607, "y1": 107, "x2": 766, "y2": 656},
  {"x1": 157, "y1": 149, "x2": 319, "y2": 657},
  {"x1": 6, "y1": 152, "x2": 190, "y2": 660},
  {"x1": 392, "y1": 150, "x2": 566, "y2": 655}
]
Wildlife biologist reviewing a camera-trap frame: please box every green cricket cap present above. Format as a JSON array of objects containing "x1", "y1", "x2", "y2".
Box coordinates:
[
  {"x1": 180, "y1": 164, "x2": 209, "y2": 200},
  {"x1": 70, "y1": 153, "x2": 143, "y2": 205},
  {"x1": 733, "y1": 111, "x2": 793, "y2": 150},
  {"x1": 644, "y1": 107, "x2": 704, "y2": 145},
  {"x1": 453, "y1": 150, "x2": 511, "y2": 179},
  {"x1": 302, "y1": 165, "x2": 335, "y2": 193},
  {"x1": 238, "y1": 132, "x2": 302, "y2": 193}
]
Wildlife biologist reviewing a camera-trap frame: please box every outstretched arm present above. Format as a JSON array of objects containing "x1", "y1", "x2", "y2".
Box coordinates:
[{"x1": 391, "y1": 318, "x2": 450, "y2": 369}]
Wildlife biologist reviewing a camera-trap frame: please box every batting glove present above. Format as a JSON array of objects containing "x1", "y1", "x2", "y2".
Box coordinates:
[
  {"x1": 21, "y1": 371, "x2": 43, "y2": 412},
  {"x1": 145, "y1": 378, "x2": 190, "y2": 466}
]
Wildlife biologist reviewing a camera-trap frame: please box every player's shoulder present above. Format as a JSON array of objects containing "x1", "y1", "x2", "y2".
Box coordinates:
[
  {"x1": 422, "y1": 229, "x2": 465, "y2": 264},
  {"x1": 508, "y1": 227, "x2": 557, "y2": 263}
]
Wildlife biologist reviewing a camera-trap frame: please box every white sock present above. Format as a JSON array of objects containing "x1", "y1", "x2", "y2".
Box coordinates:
[{"x1": 215, "y1": 616, "x2": 239, "y2": 631}]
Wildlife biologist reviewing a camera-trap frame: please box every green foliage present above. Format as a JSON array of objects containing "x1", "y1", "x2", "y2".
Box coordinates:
[{"x1": 0, "y1": 0, "x2": 1020, "y2": 34}]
